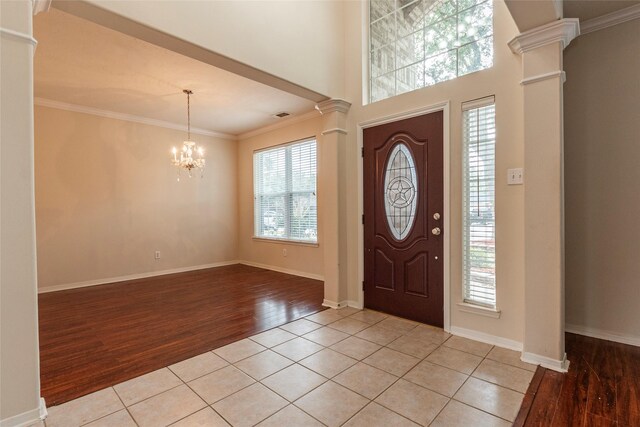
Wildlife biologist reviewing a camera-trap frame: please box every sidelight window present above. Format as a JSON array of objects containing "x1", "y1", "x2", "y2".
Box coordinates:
[
  {"x1": 369, "y1": 0, "x2": 494, "y2": 103},
  {"x1": 462, "y1": 96, "x2": 496, "y2": 307},
  {"x1": 254, "y1": 139, "x2": 317, "y2": 243}
]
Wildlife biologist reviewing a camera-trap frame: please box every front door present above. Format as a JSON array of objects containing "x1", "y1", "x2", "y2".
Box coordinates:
[{"x1": 363, "y1": 111, "x2": 444, "y2": 327}]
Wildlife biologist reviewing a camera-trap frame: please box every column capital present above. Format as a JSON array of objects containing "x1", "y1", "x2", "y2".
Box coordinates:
[
  {"x1": 315, "y1": 99, "x2": 351, "y2": 115},
  {"x1": 508, "y1": 18, "x2": 580, "y2": 55},
  {"x1": 32, "y1": 0, "x2": 51, "y2": 15}
]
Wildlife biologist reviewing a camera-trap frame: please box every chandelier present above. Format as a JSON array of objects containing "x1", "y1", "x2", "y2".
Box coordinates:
[{"x1": 172, "y1": 89, "x2": 205, "y2": 180}]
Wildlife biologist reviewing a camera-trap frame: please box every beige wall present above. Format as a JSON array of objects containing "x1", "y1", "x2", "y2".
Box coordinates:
[
  {"x1": 84, "y1": 0, "x2": 345, "y2": 99},
  {"x1": 236, "y1": 116, "x2": 325, "y2": 279},
  {"x1": 35, "y1": 106, "x2": 237, "y2": 290},
  {"x1": 1, "y1": 0, "x2": 42, "y2": 423},
  {"x1": 343, "y1": 1, "x2": 526, "y2": 345},
  {"x1": 564, "y1": 19, "x2": 640, "y2": 342}
]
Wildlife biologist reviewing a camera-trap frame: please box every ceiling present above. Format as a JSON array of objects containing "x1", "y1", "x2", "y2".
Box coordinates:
[
  {"x1": 563, "y1": 1, "x2": 639, "y2": 22},
  {"x1": 33, "y1": 9, "x2": 317, "y2": 137}
]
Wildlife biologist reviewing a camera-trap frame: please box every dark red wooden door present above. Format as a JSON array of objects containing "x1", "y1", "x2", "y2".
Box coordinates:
[{"x1": 363, "y1": 111, "x2": 444, "y2": 327}]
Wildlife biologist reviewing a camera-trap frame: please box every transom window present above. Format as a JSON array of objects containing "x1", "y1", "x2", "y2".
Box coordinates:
[
  {"x1": 254, "y1": 139, "x2": 317, "y2": 243},
  {"x1": 369, "y1": 0, "x2": 494, "y2": 103}
]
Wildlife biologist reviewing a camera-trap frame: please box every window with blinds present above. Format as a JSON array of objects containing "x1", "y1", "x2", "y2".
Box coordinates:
[
  {"x1": 462, "y1": 97, "x2": 496, "y2": 307},
  {"x1": 254, "y1": 139, "x2": 317, "y2": 243}
]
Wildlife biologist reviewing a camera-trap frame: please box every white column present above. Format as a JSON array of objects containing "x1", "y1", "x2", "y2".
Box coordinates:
[
  {"x1": 509, "y1": 19, "x2": 579, "y2": 371},
  {"x1": 0, "y1": 0, "x2": 45, "y2": 424},
  {"x1": 316, "y1": 99, "x2": 351, "y2": 308}
]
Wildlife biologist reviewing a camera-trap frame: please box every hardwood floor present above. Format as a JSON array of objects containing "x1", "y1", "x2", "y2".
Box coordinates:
[
  {"x1": 38, "y1": 264, "x2": 325, "y2": 405},
  {"x1": 515, "y1": 332, "x2": 640, "y2": 426}
]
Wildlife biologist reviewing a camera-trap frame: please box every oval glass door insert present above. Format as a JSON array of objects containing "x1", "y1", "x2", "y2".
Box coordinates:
[{"x1": 384, "y1": 143, "x2": 419, "y2": 240}]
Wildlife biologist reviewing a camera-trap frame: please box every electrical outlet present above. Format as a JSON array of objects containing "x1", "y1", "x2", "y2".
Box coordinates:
[
  {"x1": 282, "y1": 248, "x2": 287, "y2": 257},
  {"x1": 154, "y1": 251, "x2": 161, "y2": 260},
  {"x1": 507, "y1": 168, "x2": 524, "y2": 185}
]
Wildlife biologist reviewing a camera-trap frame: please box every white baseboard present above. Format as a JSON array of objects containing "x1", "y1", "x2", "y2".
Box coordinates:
[
  {"x1": 566, "y1": 323, "x2": 640, "y2": 347},
  {"x1": 238, "y1": 260, "x2": 324, "y2": 282},
  {"x1": 321, "y1": 299, "x2": 349, "y2": 309},
  {"x1": 38, "y1": 261, "x2": 240, "y2": 293},
  {"x1": 521, "y1": 351, "x2": 570, "y2": 372},
  {"x1": 346, "y1": 299, "x2": 364, "y2": 310},
  {"x1": 39, "y1": 398, "x2": 47, "y2": 422},
  {"x1": 449, "y1": 326, "x2": 523, "y2": 351},
  {"x1": 0, "y1": 398, "x2": 46, "y2": 427}
]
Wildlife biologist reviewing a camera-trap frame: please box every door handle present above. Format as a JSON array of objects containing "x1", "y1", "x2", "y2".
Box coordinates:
[{"x1": 432, "y1": 227, "x2": 441, "y2": 236}]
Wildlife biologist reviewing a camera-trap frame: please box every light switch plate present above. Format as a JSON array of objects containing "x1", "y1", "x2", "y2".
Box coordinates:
[{"x1": 508, "y1": 168, "x2": 524, "y2": 185}]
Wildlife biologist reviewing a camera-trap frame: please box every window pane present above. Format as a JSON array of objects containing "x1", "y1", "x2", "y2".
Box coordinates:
[
  {"x1": 371, "y1": 0, "x2": 396, "y2": 22},
  {"x1": 458, "y1": 1, "x2": 493, "y2": 45},
  {"x1": 257, "y1": 195, "x2": 286, "y2": 239},
  {"x1": 396, "y1": 61, "x2": 425, "y2": 94},
  {"x1": 424, "y1": 16, "x2": 457, "y2": 57},
  {"x1": 424, "y1": 0, "x2": 457, "y2": 26},
  {"x1": 289, "y1": 193, "x2": 317, "y2": 241},
  {"x1": 369, "y1": 0, "x2": 493, "y2": 103},
  {"x1": 371, "y1": 72, "x2": 396, "y2": 102},
  {"x1": 396, "y1": 0, "x2": 425, "y2": 37},
  {"x1": 254, "y1": 140, "x2": 317, "y2": 242},
  {"x1": 463, "y1": 102, "x2": 496, "y2": 308},
  {"x1": 371, "y1": 13, "x2": 396, "y2": 50},
  {"x1": 291, "y1": 141, "x2": 316, "y2": 192},
  {"x1": 396, "y1": 30, "x2": 425, "y2": 68},
  {"x1": 424, "y1": 49, "x2": 456, "y2": 86},
  {"x1": 257, "y1": 148, "x2": 286, "y2": 195},
  {"x1": 371, "y1": 45, "x2": 396, "y2": 78},
  {"x1": 458, "y1": 35, "x2": 493, "y2": 76},
  {"x1": 458, "y1": 0, "x2": 486, "y2": 12}
]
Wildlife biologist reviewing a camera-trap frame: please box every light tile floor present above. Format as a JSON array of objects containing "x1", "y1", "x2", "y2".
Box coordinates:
[{"x1": 44, "y1": 308, "x2": 537, "y2": 427}]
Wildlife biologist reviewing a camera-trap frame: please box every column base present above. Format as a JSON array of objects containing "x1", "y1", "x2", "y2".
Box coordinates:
[{"x1": 521, "y1": 351, "x2": 570, "y2": 372}]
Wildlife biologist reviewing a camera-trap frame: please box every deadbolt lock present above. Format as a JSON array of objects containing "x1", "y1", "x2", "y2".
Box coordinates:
[{"x1": 433, "y1": 213, "x2": 441, "y2": 220}]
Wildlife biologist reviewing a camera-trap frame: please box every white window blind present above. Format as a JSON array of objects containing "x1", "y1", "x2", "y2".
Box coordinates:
[
  {"x1": 254, "y1": 139, "x2": 317, "y2": 243},
  {"x1": 462, "y1": 97, "x2": 496, "y2": 307}
]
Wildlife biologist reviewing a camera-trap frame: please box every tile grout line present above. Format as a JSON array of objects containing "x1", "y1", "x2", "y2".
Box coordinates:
[
  {"x1": 49, "y1": 309, "x2": 534, "y2": 426},
  {"x1": 257, "y1": 317, "x2": 428, "y2": 426},
  {"x1": 74, "y1": 386, "x2": 138, "y2": 427},
  {"x1": 340, "y1": 315, "x2": 527, "y2": 424},
  {"x1": 254, "y1": 312, "x2": 519, "y2": 425},
  {"x1": 111, "y1": 386, "x2": 141, "y2": 427},
  {"x1": 178, "y1": 368, "x2": 234, "y2": 425}
]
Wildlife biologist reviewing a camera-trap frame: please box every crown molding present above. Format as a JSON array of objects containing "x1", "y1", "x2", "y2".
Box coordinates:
[
  {"x1": 316, "y1": 99, "x2": 352, "y2": 115},
  {"x1": 34, "y1": 98, "x2": 238, "y2": 141},
  {"x1": 580, "y1": 3, "x2": 640, "y2": 35},
  {"x1": 508, "y1": 18, "x2": 580, "y2": 54},
  {"x1": 237, "y1": 109, "x2": 320, "y2": 140}
]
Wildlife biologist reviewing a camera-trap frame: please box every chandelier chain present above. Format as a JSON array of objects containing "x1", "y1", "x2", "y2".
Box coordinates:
[{"x1": 186, "y1": 90, "x2": 191, "y2": 141}]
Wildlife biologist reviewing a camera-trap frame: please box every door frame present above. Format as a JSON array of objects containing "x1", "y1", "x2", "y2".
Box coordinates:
[{"x1": 356, "y1": 100, "x2": 451, "y2": 332}]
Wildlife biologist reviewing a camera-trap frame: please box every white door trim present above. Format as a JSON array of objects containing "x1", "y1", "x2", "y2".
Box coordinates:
[{"x1": 356, "y1": 101, "x2": 451, "y2": 332}]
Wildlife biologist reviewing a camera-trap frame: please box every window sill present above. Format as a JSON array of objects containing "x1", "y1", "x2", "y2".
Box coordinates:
[
  {"x1": 252, "y1": 237, "x2": 319, "y2": 248},
  {"x1": 456, "y1": 302, "x2": 501, "y2": 319}
]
